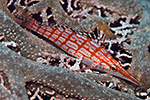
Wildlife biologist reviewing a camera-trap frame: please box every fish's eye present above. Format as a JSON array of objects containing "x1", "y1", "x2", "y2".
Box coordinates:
[{"x1": 111, "y1": 65, "x2": 117, "y2": 71}]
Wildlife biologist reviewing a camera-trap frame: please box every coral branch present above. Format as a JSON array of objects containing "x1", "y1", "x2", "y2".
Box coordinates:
[
  {"x1": 0, "y1": 85, "x2": 17, "y2": 100},
  {"x1": 0, "y1": 43, "x2": 141, "y2": 100},
  {"x1": 125, "y1": 0, "x2": 150, "y2": 90},
  {"x1": 0, "y1": 9, "x2": 62, "y2": 61}
]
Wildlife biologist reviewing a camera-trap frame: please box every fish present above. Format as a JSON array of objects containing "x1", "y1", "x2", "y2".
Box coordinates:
[{"x1": 17, "y1": 14, "x2": 140, "y2": 86}]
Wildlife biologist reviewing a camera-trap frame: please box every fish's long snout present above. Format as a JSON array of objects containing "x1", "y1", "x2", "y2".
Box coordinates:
[{"x1": 116, "y1": 66, "x2": 140, "y2": 86}]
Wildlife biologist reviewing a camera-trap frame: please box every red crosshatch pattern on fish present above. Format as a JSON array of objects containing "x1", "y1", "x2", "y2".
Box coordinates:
[{"x1": 23, "y1": 17, "x2": 140, "y2": 86}]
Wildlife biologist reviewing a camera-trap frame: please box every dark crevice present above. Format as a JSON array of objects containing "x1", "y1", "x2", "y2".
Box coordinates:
[
  {"x1": 93, "y1": 27, "x2": 98, "y2": 38},
  {"x1": 82, "y1": 16, "x2": 86, "y2": 19},
  {"x1": 148, "y1": 45, "x2": 150, "y2": 53},
  {"x1": 68, "y1": 59, "x2": 76, "y2": 66},
  {"x1": 119, "y1": 56, "x2": 132, "y2": 65},
  {"x1": 7, "y1": 0, "x2": 16, "y2": 13},
  {"x1": 46, "y1": 8, "x2": 56, "y2": 25},
  {"x1": 7, "y1": 0, "x2": 11, "y2": 4},
  {"x1": 88, "y1": 10, "x2": 93, "y2": 14},
  {"x1": 129, "y1": 15, "x2": 140, "y2": 24},
  {"x1": 20, "y1": 0, "x2": 26, "y2": 6},
  {"x1": 99, "y1": 7, "x2": 107, "y2": 17},
  {"x1": 88, "y1": 33, "x2": 96, "y2": 40},
  {"x1": 60, "y1": 0, "x2": 68, "y2": 13},
  {"x1": 110, "y1": 18, "x2": 126, "y2": 27},
  {"x1": 119, "y1": 49, "x2": 132, "y2": 56},
  {"x1": 48, "y1": 17, "x2": 56, "y2": 25},
  {"x1": 46, "y1": 7, "x2": 52, "y2": 16},
  {"x1": 38, "y1": 92, "x2": 52, "y2": 99},
  {"x1": 111, "y1": 43, "x2": 121, "y2": 53},
  {"x1": 7, "y1": 46, "x2": 20, "y2": 53},
  {"x1": 136, "y1": 90, "x2": 148, "y2": 99},
  {"x1": 123, "y1": 65, "x2": 130, "y2": 70},
  {"x1": 31, "y1": 12, "x2": 43, "y2": 23},
  {"x1": 124, "y1": 39, "x2": 131, "y2": 45}
]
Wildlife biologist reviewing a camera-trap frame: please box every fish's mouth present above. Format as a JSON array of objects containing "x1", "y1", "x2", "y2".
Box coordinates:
[{"x1": 114, "y1": 66, "x2": 140, "y2": 86}]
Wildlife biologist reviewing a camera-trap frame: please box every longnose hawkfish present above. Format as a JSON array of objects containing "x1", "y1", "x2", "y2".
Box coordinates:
[{"x1": 16, "y1": 11, "x2": 140, "y2": 86}]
